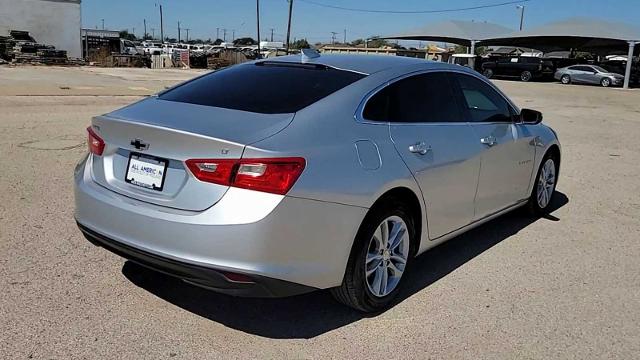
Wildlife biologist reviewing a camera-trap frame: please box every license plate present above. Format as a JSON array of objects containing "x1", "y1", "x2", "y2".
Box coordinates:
[{"x1": 125, "y1": 153, "x2": 168, "y2": 191}]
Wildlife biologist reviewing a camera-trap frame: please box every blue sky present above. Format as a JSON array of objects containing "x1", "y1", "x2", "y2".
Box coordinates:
[{"x1": 82, "y1": 0, "x2": 640, "y2": 43}]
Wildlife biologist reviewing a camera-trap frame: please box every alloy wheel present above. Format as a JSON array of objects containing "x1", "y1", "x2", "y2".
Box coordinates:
[
  {"x1": 536, "y1": 159, "x2": 556, "y2": 209},
  {"x1": 365, "y1": 216, "x2": 410, "y2": 298}
]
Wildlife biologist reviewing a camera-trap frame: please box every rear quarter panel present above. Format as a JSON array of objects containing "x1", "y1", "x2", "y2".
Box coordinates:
[{"x1": 244, "y1": 65, "x2": 432, "y2": 250}]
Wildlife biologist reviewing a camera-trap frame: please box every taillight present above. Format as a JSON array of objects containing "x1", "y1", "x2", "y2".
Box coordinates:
[
  {"x1": 185, "y1": 157, "x2": 305, "y2": 195},
  {"x1": 185, "y1": 159, "x2": 236, "y2": 186},
  {"x1": 86, "y1": 126, "x2": 105, "y2": 156}
]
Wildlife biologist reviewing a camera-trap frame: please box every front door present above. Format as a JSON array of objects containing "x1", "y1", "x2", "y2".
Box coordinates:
[{"x1": 450, "y1": 73, "x2": 536, "y2": 219}]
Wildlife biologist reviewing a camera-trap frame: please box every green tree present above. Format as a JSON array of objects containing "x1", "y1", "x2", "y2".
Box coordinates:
[
  {"x1": 366, "y1": 36, "x2": 389, "y2": 48},
  {"x1": 475, "y1": 46, "x2": 488, "y2": 56},
  {"x1": 119, "y1": 30, "x2": 137, "y2": 41},
  {"x1": 233, "y1": 37, "x2": 258, "y2": 46},
  {"x1": 290, "y1": 39, "x2": 310, "y2": 49},
  {"x1": 350, "y1": 38, "x2": 365, "y2": 46},
  {"x1": 453, "y1": 44, "x2": 487, "y2": 55},
  {"x1": 454, "y1": 44, "x2": 468, "y2": 54}
]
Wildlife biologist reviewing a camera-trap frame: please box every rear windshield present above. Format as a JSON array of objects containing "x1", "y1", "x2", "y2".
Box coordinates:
[{"x1": 159, "y1": 62, "x2": 366, "y2": 114}]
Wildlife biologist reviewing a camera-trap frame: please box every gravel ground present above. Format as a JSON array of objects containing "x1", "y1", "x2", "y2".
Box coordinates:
[{"x1": 1, "y1": 66, "x2": 639, "y2": 359}]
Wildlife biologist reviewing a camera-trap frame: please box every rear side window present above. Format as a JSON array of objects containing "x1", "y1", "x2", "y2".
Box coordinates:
[
  {"x1": 452, "y1": 74, "x2": 512, "y2": 123},
  {"x1": 159, "y1": 62, "x2": 365, "y2": 114},
  {"x1": 571, "y1": 66, "x2": 592, "y2": 72},
  {"x1": 363, "y1": 72, "x2": 462, "y2": 123},
  {"x1": 521, "y1": 57, "x2": 541, "y2": 64}
]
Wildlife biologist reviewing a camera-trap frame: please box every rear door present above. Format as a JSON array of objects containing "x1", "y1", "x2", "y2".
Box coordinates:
[
  {"x1": 571, "y1": 66, "x2": 592, "y2": 83},
  {"x1": 450, "y1": 73, "x2": 536, "y2": 219},
  {"x1": 364, "y1": 71, "x2": 482, "y2": 239}
]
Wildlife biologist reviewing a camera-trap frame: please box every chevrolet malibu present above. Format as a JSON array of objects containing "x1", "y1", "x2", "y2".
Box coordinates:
[
  {"x1": 555, "y1": 64, "x2": 625, "y2": 87},
  {"x1": 75, "y1": 53, "x2": 561, "y2": 312}
]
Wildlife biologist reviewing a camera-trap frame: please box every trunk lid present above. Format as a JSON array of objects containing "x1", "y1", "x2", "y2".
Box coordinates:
[{"x1": 89, "y1": 98, "x2": 294, "y2": 211}]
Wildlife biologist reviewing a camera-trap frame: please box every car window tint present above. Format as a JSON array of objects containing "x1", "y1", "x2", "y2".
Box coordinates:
[
  {"x1": 452, "y1": 73, "x2": 511, "y2": 123},
  {"x1": 362, "y1": 72, "x2": 461, "y2": 123},
  {"x1": 159, "y1": 62, "x2": 366, "y2": 114}
]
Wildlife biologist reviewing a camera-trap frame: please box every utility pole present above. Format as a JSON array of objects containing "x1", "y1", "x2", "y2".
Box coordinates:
[
  {"x1": 343, "y1": 29, "x2": 346, "y2": 44},
  {"x1": 151, "y1": 28, "x2": 155, "y2": 39},
  {"x1": 269, "y1": 28, "x2": 274, "y2": 42},
  {"x1": 256, "y1": 0, "x2": 261, "y2": 58},
  {"x1": 101, "y1": 19, "x2": 104, "y2": 30},
  {"x1": 232, "y1": 30, "x2": 235, "y2": 41},
  {"x1": 285, "y1": 0, "x2": 294, "y2": 54},
  {"x1": 178, "y1": 21, "x2": 181, "y2": 42},
  {"x1": 159, "y1": 4, "x2": 164, "y2": 42},
  {"x1": 331, "y1": 31, "x2": 338, "y2": 44},
  {"x1": 184, "y1": 28, "x2": 190, "y2": 43},
  {"x1": 132, "y1": 28, "x2": 135, "y2": 38},
  {"x1": 143, "y1": 19, "x2": 147, "y2": 39},
  {"x1": 223, "y1": 29, "x2": 227, "y2": 41},
  {"x1": 517, "y1": 5, "x2": 525, "y2": 31},
  {"x1": 216, "y1": 28, "x2": 220, "y2": 40}
]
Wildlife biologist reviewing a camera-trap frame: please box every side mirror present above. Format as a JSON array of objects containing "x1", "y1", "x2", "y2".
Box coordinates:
[{"x1": 520, "y1": 108, "x2": 543, "y2": 124}]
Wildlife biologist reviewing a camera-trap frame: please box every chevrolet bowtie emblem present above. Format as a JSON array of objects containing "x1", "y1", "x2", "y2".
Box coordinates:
[{"x1": 130, "y1": 139, "x2": 149, "y2": 151}]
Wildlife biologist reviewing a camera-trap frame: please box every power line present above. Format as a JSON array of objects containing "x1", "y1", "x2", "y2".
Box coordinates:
[{"x1": 297, "y1": 0, "x2": 531, "y2": 14}]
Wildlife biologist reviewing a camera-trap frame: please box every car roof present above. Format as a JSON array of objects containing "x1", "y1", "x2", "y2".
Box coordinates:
[{"x1": 260, "y1": 54, "x2": 452, "y2": 75}]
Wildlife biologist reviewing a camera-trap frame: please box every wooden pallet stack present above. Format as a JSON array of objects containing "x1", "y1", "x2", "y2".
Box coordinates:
[{"x1": 1, "y1": 30, "x2": 69, "y2": 65}]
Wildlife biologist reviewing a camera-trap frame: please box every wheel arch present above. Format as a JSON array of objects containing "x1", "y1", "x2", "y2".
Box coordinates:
[
  {"x1": 365, "y1": 187, "x2": 424, "y2": 256},
  {"x1": 546, "y1": 143, "x2": 561, "y2": 180}
]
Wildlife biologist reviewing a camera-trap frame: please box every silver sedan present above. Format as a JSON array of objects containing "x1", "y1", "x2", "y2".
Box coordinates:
[
  {"x1": 75, "y1": 53, "x2": 561, "y2": 312},
  {"x1": 555, "y1": 64, "x2": 625, "y2": 87}
]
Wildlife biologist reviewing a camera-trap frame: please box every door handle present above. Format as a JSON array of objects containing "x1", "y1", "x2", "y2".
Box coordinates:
[
  {"x1": 408, "y1": 142, "x2": 431, "y2": 155},
  {"x1": 480, "y1": 136, "x2": 497, "y2": 147}
]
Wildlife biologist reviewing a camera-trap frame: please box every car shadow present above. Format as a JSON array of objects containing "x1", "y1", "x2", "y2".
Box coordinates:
[{"x1": 122, "y1": 191, "x2": 568, "y2": 339}]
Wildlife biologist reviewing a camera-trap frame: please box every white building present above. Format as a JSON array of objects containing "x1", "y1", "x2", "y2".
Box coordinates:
[{"x1": 0, "y1": 0, "x2": 82, "y2": 58}]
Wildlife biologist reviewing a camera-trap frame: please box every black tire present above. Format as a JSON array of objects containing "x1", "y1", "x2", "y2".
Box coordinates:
[
  {"x1": 331, "y1": 199, "x2": 416, "y2": 312},
  {"x1": 600, "y1": 78, "x2": 611, "y2": 87},
  {"x1": 527, "y1": 152, "x2": 559, "y2": 216},
  {"x1": 520, "y1": 70, "x2": 533, "y2": 82},
  {"x1": 483, "y1": 68, "x2": 494, "y2": 79},
  {"x1": 560, "y1": 74, "x2": 571, "y2": 84}
]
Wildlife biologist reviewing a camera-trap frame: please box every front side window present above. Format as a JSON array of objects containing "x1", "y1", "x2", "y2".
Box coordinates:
[
  {"x1": 362, "y1": 72, "x2": 462, "y2": 123},
  {"x1": 452, "y1": 73, "x2": 512, "y2": 123}
]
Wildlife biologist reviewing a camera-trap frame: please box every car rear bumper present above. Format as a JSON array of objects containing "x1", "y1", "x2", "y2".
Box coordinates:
[
  {"x1": 74, "y1": 155, "x2": 367, "y2": 292},
  {"x1": 78, "y1": 222, "x2": 315, "y2": 297}
]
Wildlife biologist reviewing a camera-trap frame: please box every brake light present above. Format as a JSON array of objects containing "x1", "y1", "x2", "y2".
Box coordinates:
[
  {"x1": 86, "y1": 126, "x2": 105, "y2": 156},
  {"x1": 185, "y1": 157, "x2": 305, "y2": 195}
]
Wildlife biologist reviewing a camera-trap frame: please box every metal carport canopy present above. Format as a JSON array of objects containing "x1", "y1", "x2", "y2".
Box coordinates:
[
  {"x1": 479, "y1": 18, "x2": 640, "y2": 88},
  {"x1": 383, "y1": 20, "x2": 514, "y2": 54}
]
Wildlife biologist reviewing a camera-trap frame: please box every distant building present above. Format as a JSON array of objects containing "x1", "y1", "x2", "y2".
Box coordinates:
[
  {"x1": 320, "y1": 46, "x2": 429, "y2": 59},
  {"x1": 0, "y1": 0, "x2": 82, "y2": 58}
]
